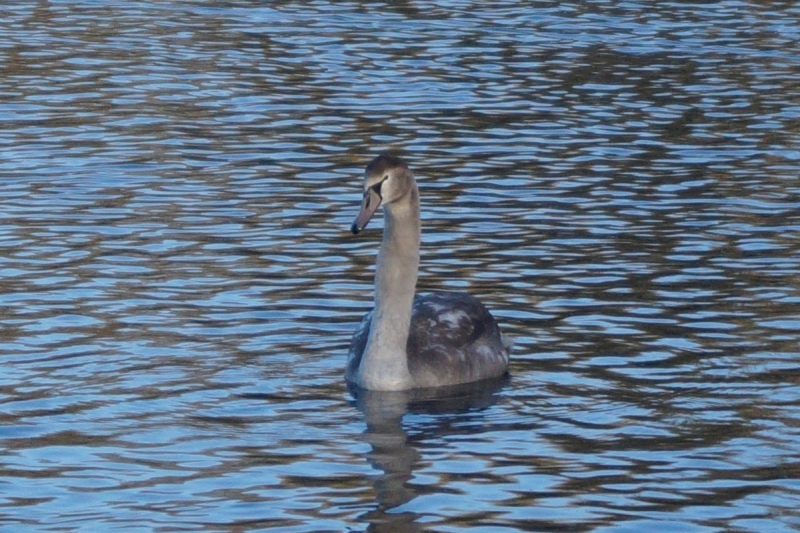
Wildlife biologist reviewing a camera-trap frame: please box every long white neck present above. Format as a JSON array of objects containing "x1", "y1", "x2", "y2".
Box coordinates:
[{"x1": 356, "y1": 186, "x2": 420, "y2": 391}]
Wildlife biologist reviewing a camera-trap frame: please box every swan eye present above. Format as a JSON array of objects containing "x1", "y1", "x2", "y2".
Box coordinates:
[{"x1": 370, "y1": 176, "x2": 389, "y2": 198}]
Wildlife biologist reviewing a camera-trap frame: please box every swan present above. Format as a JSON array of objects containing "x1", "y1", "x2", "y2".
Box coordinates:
[{"x1": 346, "y1": 154, "x2": 509, "y2": 391}]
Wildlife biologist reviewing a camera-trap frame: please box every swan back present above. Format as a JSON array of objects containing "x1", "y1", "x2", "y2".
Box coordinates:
[{"x1": 348, "y1": 291, "x2": 509, "y2": 389}]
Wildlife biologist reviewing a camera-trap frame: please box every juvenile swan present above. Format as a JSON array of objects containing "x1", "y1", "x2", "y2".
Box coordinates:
[{"x1": 346, "y1": 154, "x2": 509, "y2": 391}]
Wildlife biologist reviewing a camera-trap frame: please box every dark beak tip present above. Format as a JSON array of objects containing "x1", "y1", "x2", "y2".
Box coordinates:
[{"x1": 351, "y1": 223, "x2": 361, "y2": 235}]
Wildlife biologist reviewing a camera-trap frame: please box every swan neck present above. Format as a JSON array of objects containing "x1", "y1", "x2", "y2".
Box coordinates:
[{"x1": 358, "y1": 186, "x2": 420, "y2": 390}]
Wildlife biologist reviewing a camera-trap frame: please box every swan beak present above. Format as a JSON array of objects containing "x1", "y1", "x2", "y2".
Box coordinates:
[{"x1": 351, "y1": 187, "x2": 382, "y2": 234}]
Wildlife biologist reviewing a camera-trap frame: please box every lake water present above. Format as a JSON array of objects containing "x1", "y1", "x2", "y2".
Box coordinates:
[{"x1": 2, "y1": 1, "x2": 800, "y2": 531}]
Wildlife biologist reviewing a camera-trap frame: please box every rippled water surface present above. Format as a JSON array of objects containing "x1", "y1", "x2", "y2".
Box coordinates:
[{"x1": 2, "y1": 1, "x2": 800, "y2": 531}]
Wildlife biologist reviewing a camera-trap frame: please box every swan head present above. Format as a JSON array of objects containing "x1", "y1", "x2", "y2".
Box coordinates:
[{"x1": 351, "y1": 154, "x2": 414, "y2": 234}]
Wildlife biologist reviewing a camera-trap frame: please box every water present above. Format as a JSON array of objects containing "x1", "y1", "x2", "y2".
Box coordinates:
[{"x1": 2, "y1": 1, "x2": 800, "y2": 531}]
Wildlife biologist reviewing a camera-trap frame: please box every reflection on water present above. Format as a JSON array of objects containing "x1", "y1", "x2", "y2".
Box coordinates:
[
  {"x1": 347, "y1": 377, "x2": 508, "y2": 529},
  {"x1": 2, "y1": 0, "x2": 800, "y2": 531}
]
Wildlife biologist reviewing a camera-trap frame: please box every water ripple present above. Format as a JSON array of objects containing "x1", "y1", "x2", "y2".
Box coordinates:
[{"x1": 1, "y1": 0, "x2": 800, "y2": 531}]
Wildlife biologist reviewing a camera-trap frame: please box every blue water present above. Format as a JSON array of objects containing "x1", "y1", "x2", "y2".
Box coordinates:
[{"x1": 1, "y1": 1, "x2": 800, "y2": 531}]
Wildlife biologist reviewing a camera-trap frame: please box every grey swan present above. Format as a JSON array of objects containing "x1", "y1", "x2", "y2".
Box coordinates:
[{"x1": 346, "y1": 154, "x2": 510, "y2": 391}]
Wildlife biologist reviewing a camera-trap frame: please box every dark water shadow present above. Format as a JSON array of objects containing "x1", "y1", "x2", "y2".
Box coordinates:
[{"x1": 347, "y1": 376, "x2": 509, "y2": 532}]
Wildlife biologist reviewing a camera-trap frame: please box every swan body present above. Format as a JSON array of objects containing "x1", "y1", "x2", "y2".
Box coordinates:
[{"x1": 346, "y1": 154, "x2": 509, "y2": 391}]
